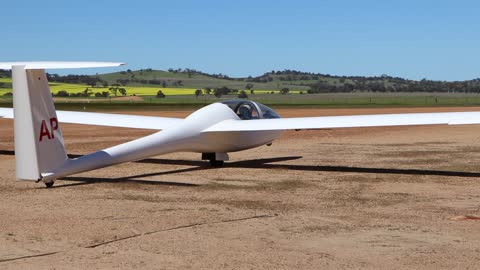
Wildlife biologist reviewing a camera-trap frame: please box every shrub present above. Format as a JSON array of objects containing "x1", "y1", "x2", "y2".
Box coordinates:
[
  {"x1": 156, "y1": 90, "x2": 166, "y2": 98},
  {"x1": 55, "y1": 90, "x2": 69, "y2": 97},
  {"x1": 237, "y1": 90, "x2": 248, "y2": 99},
  {"x1": 280, "y1": 88, "x2": 290, "y2": 95}
]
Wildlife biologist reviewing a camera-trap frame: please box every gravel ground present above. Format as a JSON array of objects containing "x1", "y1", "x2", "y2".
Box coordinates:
[{"x1": 1, "y1": 107, "x2": 480, "y2": 269}]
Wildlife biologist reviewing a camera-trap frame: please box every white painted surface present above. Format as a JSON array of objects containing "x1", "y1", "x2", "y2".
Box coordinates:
[
  {"x1": 203, "y1": 112, "x2": 480, "y2": 132},
  {"x1": 11, "y1": 68, "x2": 68, "y2": 181},
  {"x1": 1, "y1": 108, "x2": 182, "y2": 130},
  {"x1": 0, "y1": 62, "x2": 125, "y2": 70}
]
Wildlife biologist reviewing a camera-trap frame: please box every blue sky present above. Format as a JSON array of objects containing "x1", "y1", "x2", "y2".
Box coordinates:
[{"x1": 1, "y1": 0, "x2": 479, "y2": 81}]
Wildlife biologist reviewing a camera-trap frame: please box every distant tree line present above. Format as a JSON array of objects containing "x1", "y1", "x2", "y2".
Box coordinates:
[
  {"x1": 47, "y1": 74, "x2": 108, "y2": 88},
  {"x1": 0, "y1": 70, "x2": 11, "y2": 78},
  {"x1": 26, "y1": 69, "x2": 480, "y2": 94},
  {"x1": 53, "y1": 86, "x2": 127, "y2": 98},
  {"x1": 168, "y1": 68, "x2": 235, "y2": 81},
  {"x1": 307, "y1": 77, "x2": 480, "y2": 94},
  {"x1": 117, "y1": 78, "x2": 183, "y2": 87},
  {"x1": 54, "y1": 88, "x2": 110, "y2": 98}
]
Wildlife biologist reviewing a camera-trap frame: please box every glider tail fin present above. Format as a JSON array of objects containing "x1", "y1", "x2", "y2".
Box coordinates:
[{"x1": 12, "y1": 66, "x2": 67, "y2": 181}]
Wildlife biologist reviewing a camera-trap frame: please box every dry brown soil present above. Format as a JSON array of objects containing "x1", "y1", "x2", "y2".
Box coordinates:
[{"x1": 1, "y1": 107, "x2": 480, "y2": 269}]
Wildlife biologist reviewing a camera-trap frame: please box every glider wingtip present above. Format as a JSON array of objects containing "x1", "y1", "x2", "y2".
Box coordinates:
[{"x1": 0, "y1": 61, "x2": 127, "y2": 70}]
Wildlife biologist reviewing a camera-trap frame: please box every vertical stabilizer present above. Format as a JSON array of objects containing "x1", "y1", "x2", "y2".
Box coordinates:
[{"x1": 12, "y1": 66, "x2": 67, "y2": 180}]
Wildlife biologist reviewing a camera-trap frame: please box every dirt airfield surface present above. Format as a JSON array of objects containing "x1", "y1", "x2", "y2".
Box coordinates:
[{"x1": 1, "y1": 106, "x2": 480, "y2": 269}]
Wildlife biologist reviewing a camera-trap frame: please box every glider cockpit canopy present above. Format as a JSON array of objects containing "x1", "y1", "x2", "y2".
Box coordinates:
[{"x1": 221, "y1": 100, "x2": 280, "y2": 120}]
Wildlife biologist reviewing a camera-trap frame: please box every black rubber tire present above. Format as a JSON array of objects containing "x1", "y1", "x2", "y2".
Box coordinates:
[
  {"x1": 210, "y1": 160, "x2": 224, "y2": 167},
  {"x1": 45, "y1": 182, "x2": 54, "y2": 188}
]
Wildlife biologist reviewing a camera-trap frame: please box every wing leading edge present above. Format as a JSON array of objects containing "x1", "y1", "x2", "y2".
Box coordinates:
[
  {"x1": 0, "y1": 108, "x2": 182, "y2": 130},
  {"x1": 203, "y1": 112, "x2": 480, "y2": 132}
]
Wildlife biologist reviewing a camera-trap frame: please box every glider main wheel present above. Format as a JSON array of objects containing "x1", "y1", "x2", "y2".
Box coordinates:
[
  {"x1": 210, "y1": 159, "x2": 224, "y2": 167},
  {"x1": 44, "y1": 182, "x2": 54, "y2": 188}
]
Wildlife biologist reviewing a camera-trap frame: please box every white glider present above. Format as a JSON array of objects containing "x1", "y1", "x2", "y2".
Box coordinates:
[{"x1": 1, "y1": 62, "x2": 480, "y2": 188}]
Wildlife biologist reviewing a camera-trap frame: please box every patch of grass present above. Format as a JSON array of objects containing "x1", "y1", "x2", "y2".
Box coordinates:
[
  {"x1": 27, "y1": 235, "x2": 44, "y2": 242},
  {"x1": 206, "y1": 198, "x2": 290, "y2": 211},
  {"x1": 374, "y1": 150, "x2": 453, "y2": 158},
  {"x1": 336, "y1": 175, "x2": 385, "y2": 183},
  {"x1": 271, "y1": 180, "x2": 314, "y2": 190},
  {"x1": 204, "y1": 179, "x2": 313, "y2": 191},
  {"x1": 108, "y1": 193, "x2": 173, "y2": 203},
  {"x1": 302, "y1": 225, "x2": 332, "y2": 232},
  {"x1": 4, "y1": 88, "x2": 480, "y2": 108}
]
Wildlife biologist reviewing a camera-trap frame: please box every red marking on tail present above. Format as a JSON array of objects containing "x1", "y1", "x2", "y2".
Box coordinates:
[
  {"x1": 50, "y1": 117, "x2": 58, "y2": 139},
  {"x1": 39, "y1": 117, "x2": 58, "y2": 142}
]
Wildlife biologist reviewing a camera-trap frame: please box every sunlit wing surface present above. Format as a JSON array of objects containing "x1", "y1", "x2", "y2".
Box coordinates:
[
  {"x1": 0, "y1": 108, "x2": 182, "y2": 130},
  {"x1": 202, "y1": 112, "x2": 480, "y2": 132},
  {"x1": 0, "y1": 61, "x2": 125, "y2": 70},
  {"x1": 0, "y1": 107, "x2": 13, "y2": 118}
]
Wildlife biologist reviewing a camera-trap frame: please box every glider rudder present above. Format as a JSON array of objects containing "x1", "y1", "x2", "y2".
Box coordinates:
[
  {"x1": 3, "y1": 62, "x2": 125, "y2": 181},
  {"x1": 12, "y1": 66, "x2": 68, "y2": 181}
]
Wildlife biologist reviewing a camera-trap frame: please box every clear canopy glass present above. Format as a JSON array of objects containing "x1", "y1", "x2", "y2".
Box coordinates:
[{"x1": 221, "y1": 100, "x2": 280, "y2": 120}]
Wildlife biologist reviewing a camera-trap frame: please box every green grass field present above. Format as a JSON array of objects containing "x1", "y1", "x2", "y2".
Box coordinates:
[
  {"x1": 3, "y1": 92, "x2": 480, "y2": 112},
  {"x1": 0, "y1": 78, "x2": 295, "y2": 96},
  {"x1": 4, "y1": 77, "x2": 480, "y2": 109}
]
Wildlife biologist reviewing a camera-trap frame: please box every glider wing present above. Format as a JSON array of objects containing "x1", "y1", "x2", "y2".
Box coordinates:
[
  {"x1": 0, "y1": 108, "x2": 182, "y2": 130},
  {"x1": 203, "y1": 112, "x2": 480, "y2": 132},
  {"x1": 0, "y1": 62, "x2": 125, "y2": 70}
]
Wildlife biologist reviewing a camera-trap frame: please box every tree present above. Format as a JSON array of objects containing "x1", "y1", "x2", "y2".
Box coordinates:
[
  {"x1": 95, "y1": 91, "x2": 110, "y2": 97},
  {"x1": 214, "y1": 86, "x2": 234, "y2": 98},
  {"x1": 214, "y1": 88, "x2": 223, "y2": 98},
  {"x1": 119, "y1": 88, "x2": 127, "y2": 96},
  {"x1": 101, "y1": 81, "x2": 109, "y2": 88},
  {"x1": 245, "y1": 83, "x2": 254, "y2": 90},
  {"x1": 156, "y1": 90, "x2": 166, "y2": 98},
  {"x1": 204, "y1": 87, "x2": 212, "y2": 95},
  {"x1": 116, "y1": 79, "x2": 129, "y2": 86},
  {"x1": 250, "y1": 89, "x2": 255, "y2": 94},
  {"x1": 85, "y1": 77, "x2": 98, "y2": 88},
  {"x1": 195, "y1": 89, "x2": 203, "y2": 99},
  {"x1": 238, "y1": 90, "x2": 248, "y2": 99},
  {"x1": 109, "y1": 84, "x2": 121, "y2": 96},
  {"x1": 55, "y1": 90, "x2": 69, "y2": 97},
  {"x1": 82, "y1": 88, "x2": 93, "y2": 97},
  {"x1": 280, "y1": 88, "x2": 290, "y2": 95}
]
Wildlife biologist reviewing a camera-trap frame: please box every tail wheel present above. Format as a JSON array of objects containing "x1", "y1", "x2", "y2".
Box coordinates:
[
  {"x1": 45, "y1": 182, "x2": 54, "y2": 188},
  {"x1": 210, "y1": 159, "x2": 224, "y2": 167}
]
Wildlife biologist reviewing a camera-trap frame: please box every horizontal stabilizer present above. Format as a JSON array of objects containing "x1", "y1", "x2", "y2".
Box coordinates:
[
  {"x1": 0, "y1": 62, "x2": 125, "y2": 70},
  {"x1": 0, "y1": 108, "x2": 13, "y2": 118}
]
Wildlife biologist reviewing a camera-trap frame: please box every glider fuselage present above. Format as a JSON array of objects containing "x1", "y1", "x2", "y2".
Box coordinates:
[{"x1": 42, "y1": 102, "x2": 283, "y2": 181}]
